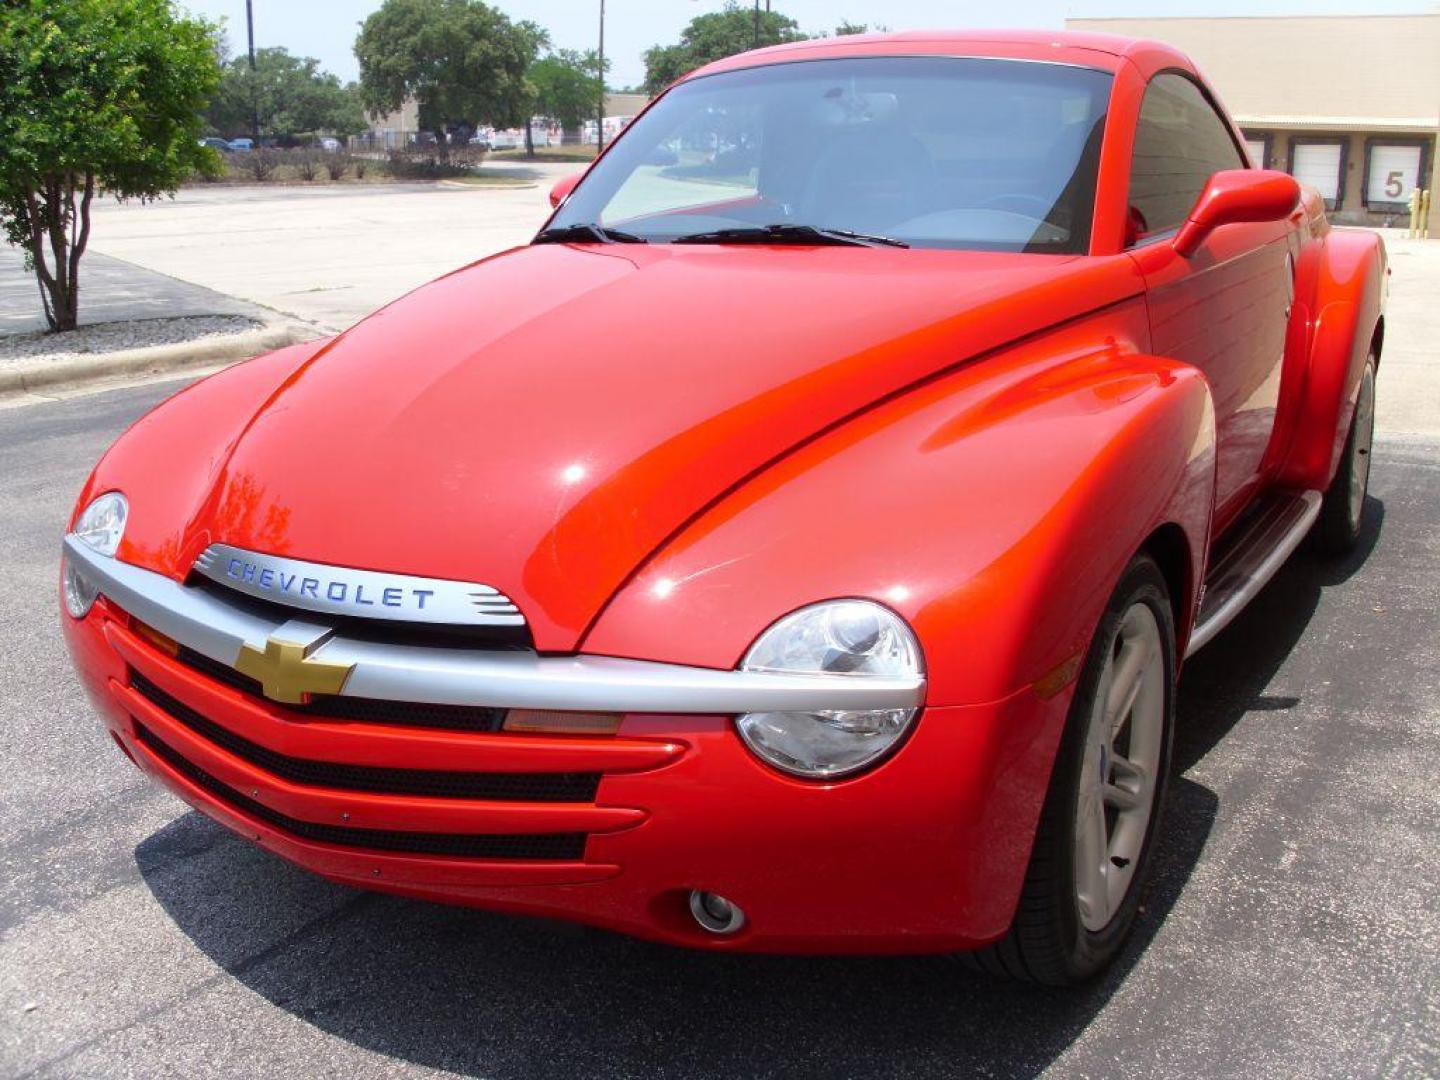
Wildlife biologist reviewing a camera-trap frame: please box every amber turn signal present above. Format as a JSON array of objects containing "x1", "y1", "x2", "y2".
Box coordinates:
[
  {"x1": 131, "y1": 618, "x2": 179, "y2": 658},
  {"x1": 502, "y1": 709, "x2": 622, "y2": 735}
]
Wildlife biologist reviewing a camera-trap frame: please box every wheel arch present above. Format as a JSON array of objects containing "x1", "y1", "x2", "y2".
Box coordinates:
[
  {"x1": 1139, "y1": 521, "x2": 1195, "y2": 655},
  {"x1": 1277, "y1": 229, "x2": 1387, "y2": 491}
]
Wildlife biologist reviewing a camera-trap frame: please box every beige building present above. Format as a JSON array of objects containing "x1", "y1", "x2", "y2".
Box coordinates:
[
  {"x1": 364, "y1": 98, "x2": 421, "y2": 149},
  {"x1": 1067, "y1": 14, "x2": 1439, "y2": 225}
]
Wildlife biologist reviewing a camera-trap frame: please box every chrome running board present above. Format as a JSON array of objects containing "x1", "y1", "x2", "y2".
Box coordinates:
[{"x1": 1186, "y1": 490, "x2": 1322, "y2": 657}]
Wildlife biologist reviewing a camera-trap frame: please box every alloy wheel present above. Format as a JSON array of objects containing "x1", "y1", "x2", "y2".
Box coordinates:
[
  {"x1": 1073, "y1": 601, "x2": 1167, "y2": 932},
  {"x1": 1347, "y1": 364, "x2": 1377, "y2": 532}
]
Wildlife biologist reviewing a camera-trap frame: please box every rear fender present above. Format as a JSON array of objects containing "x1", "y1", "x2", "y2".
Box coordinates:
[
  {"x1": 1275, "y1": 229, "x2": 1387, "y2": 490},
  {"x1": 585, "y1": 300, "x2": 1216, "y2": 708}
]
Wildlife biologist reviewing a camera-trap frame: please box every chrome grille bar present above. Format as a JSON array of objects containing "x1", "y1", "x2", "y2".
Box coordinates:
[{"x1": 64, "y1": 536, "x2": 926, "y2": 714}]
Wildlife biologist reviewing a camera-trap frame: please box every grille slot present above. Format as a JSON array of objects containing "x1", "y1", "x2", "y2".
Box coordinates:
[
  {"x1": 130, "y1": 671, "x2": 601, "y2": 803},
  {"x1": 189, "y1": 575, "x2": 534, "y2": 649},
  {"x1": 177, "y1": 646, "x2": 507, "y2": 733},
  {"x1": 134, "y1": 722, "x2": 587, "y2": 861}
]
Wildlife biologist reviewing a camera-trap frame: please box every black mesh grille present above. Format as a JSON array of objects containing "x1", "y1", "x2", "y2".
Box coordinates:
[
  {"x1": 130, "y1": 671, "x2": 601, "y2": 803},
  {"x1": 135, "y1": 723, "x2": 587, "y2": 861},
  {"x1": 176, "y1": 646, "x2": 507, "y2": 733}
]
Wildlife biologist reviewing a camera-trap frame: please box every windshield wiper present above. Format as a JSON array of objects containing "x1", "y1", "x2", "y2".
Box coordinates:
[
  {"x1": 670, "y1": 223, "x2": 909, "y2": 248},
  {"x1": 534, "y1": 223, "x2": 648, "y2": 245}
]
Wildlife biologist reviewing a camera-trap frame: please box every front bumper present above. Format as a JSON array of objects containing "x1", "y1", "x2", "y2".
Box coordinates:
[{"x1": 61, "y1": 547, "x2": 1069, "y2": 954}]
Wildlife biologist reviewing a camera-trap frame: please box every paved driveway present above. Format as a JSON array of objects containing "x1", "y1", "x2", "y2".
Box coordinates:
[
  {"x1": 84, "y1": 165, "x2": 576, "y2": 333},
  {"x1": 0, "y1": 246, "x2": 263, "y2": 336}
]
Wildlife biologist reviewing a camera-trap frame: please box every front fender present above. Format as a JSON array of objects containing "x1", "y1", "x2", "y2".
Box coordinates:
[
  {"x1": 583, "y1": 299, "x2": 1216, "y2": 708},
  {"x1": 1276, "y1": 228, "x2": 1387, "y2": 490},
  {"x1": 68, "y1": 338, "x2": 333, "y2": 579}
]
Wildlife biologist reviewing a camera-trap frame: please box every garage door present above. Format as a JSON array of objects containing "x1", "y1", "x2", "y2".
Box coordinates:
[
  {"x1": 1366, "y1": 143, "x2": 1424, "y2": 208},
  {"x1": 1292, "y1": 142, "x2": 1344, "y2": 206}
]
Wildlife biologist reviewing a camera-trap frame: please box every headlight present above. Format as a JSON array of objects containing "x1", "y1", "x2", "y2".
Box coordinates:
[
  {"x1": 73, "y1": 492, "x2": 128, "y2": 556},
  {"x1": 62, "y1": 492, "x2": 127, "y2": 618},
  {"x1": 737, "y1": 600, "x2": 923, "y2": 779}
]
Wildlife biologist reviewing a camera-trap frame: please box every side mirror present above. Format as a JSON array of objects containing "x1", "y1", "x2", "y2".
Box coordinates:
[
  {"x1": 1173, "y1": 169, "x2": 1301, "y2": 257},
  {"x1": 549, "y1": 171, "x2": 584, "y2": 209}
]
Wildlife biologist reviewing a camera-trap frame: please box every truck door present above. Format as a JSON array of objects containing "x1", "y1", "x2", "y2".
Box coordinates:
[{"x1": 1125, "y1": 73, "x2": 1293, "y2": 533}]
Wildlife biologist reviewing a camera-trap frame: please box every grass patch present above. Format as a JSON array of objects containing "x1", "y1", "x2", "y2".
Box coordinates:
[
  {"x1": 441, "y1": 171, "x2": 535, "y2": 188},
  {"x1": 490, "y1": 145, "x2": 599, "y2": 163}
]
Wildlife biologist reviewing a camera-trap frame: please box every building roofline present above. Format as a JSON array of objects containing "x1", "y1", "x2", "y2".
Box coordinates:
[{"x1": 1070, "y1": 12, "x2": 1438, "y2": 20}]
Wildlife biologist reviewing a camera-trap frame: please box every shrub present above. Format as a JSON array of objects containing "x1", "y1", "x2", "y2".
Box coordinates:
[
  {"x1": 324, "y1": 151, "x2": 351, "y2": 180},
  {"x1": 384, "y1": 142, "x2": 487, "y2": 179},
  {"x1": 293, "y1": 148, "x2": 321, "y2": 181},
  {"x1": 238, "y1": 148, "x2": 280, "y2": 181},
  {"x1": 353, "y1": 156, "x2": 370, "y2": 180}
]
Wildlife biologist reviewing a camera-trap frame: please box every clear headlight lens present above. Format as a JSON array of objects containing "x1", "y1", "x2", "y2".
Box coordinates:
[
  {"x1": 63, "y1": 492, "x2": 127, "y2": 618},
  {"x1": 73, "y1": 492, "x2": 127, "y2": 556},
  {"x1": 737, "y1": 600, "x2": 923, "y2": 779}
]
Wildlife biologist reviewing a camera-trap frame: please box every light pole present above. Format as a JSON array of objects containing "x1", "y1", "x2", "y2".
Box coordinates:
[
  {"x1": 246, "y1": 0, "x2": 260, "y2": 145},
  {"x1": 596, "y1": 0, "x2": 606, "y2": 153},
  {"x1": 751, "y1": 0, "x2": 770, "y2": 49}
]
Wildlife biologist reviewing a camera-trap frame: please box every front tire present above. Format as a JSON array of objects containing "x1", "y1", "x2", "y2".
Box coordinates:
[
  {"x1": 1316, "y1": 357, "x2": 1377, "y2": 556},
  {"x1": 965, "y1": 554, "x2": 1176, "y2": 985}
]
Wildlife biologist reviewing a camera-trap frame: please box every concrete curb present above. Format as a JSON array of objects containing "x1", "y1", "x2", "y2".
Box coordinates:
[{"x1": 0, "y1": 320, "x2": 321, "y2": 402}]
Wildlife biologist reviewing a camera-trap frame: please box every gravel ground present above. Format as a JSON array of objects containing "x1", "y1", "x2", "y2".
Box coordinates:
[{"x1": 0, "y1": 316, "x2": 263, "y2": 365}]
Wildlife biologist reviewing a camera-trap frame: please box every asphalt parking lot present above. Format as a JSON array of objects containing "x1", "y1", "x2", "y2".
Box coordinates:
[
  {"x1": 82, "y1": 161, "x2": 578, "y2": 332},
  {"x1": 1, "y1": 376, "x2": 1437, "y2": 1078}
]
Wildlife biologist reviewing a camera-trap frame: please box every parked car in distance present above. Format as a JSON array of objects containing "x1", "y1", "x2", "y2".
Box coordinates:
[
  {"x1": 61, "y1": 30, "x2": 1385, "y2": 987},
  {"x1": 319, "y1": 137, "x2": 341, "y2": 152},
  {"x1": 198, "y1": 137, "x2": 230, "y2": 151},
  {"x1": 226, "y1": 137, "x2": 254, "y2": 152}
]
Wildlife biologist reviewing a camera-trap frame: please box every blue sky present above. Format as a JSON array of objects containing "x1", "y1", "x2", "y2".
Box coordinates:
[{"x1": 180, "y1": 1, "x2": 1435, "y2": 91}]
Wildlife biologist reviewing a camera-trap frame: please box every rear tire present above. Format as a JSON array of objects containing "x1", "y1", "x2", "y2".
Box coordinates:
[
  {"x1": 962, "y1": 554, "x2": 1176, "y2": 985},
  {"x1": 1316, "y1": 357, "x2": 1376, "y2": 556}
]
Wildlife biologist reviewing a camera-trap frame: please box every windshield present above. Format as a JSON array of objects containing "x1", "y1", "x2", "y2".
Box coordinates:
[{"x1": 548, "y1": 57, "x2": 1113, "y2": 254}]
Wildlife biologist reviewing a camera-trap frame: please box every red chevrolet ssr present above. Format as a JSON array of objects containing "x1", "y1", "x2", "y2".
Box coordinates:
[{"x1": 61, "y1": 31, "x2": 1385, "y2": 984}]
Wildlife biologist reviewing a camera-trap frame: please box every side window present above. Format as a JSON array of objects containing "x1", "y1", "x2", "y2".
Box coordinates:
[{"x1": 1128, "y1": 73, "x2": 1245, "y2": 241}]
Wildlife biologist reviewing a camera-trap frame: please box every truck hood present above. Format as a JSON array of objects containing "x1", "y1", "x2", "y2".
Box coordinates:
[{"x1": 190, "y1": 242, "x2": 1141, "y2": 649}]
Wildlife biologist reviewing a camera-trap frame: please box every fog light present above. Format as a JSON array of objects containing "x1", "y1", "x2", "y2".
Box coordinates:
[
  {"x1": 689, "y1": 890, "x2": 745, "y2": 935},
  {"x1": 62, "y1": 556, "x2": 99, "y2": 619}
]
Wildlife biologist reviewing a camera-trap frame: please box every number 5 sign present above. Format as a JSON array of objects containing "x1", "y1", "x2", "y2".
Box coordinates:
[{"x1": 1366, "y1": 143, "x2": 1424, "y2": 207}]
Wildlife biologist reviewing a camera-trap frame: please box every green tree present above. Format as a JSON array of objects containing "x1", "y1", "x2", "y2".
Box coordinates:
[
  {"x1": 355, "y1": 0, "x2": 547, "y2": 157},
  {"x1": 529, "y1": 49, "x2": 606, "y2": 134},
  {"x1": 0, "y1": 0, "x2": 219, "y2": 332},
  {"x1": 206, "y1": 48, "x2": 367, "y2": 143},
  {"x1": 642, "y1": 3, "x2": 806, "y2": 95}
]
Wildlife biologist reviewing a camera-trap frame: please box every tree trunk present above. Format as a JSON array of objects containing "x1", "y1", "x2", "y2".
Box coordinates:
[
  {"x1": 22, "y1": 171, "x2": 92, "y2": 332},
  {"x1": 524, "y1": 119, "x2": 534, "y2": 159}
]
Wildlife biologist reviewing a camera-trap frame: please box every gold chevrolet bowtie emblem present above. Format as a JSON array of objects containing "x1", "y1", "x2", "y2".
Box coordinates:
[{"x1": 235, "y1": 623, "x2": 353, "y2": 704}]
